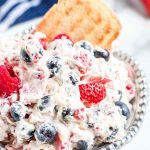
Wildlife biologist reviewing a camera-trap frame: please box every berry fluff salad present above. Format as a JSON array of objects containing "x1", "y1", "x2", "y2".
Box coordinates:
[{"x1": 0, "y1": 32, "x2": 136, "y2": 150}]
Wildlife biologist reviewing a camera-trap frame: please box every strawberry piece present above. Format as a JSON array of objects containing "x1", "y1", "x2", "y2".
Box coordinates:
[
  {"x1": 0, "y1": 65, "x2": 21, "y2": 97},
  {"x1": 74, "y1": 52, "x2": 92, "y2": 74},
  {"x1": 79, "y1": 80, "x2": 106, "y2": 106},
  {"x1": 53, "y1": 34, "x2": 73, "y2": 43},
  {"x1": 74, "y1": 52, "x2": 92, "y2": 67},
  {"x1": 55, "y1": 134, "x2": 67, "y2": 150},
  {"x1": 80, "y1": 76, "x2": 111, "y2": 84},
  {"x1": 74, "y1": 108, "x2": 86, "y2": 120},
  {"x1": 141, "y1": 0, "x2": 150, "y2": 16},
  {"x1": 88, "y1": 76, "x2": 111, "y2": 84},
  {"x1": 4, "y1": 58, "x2": 19, "y2": 77},
  {"x1": 39, "y1": 38, "x2": 47, "y2": 50}
]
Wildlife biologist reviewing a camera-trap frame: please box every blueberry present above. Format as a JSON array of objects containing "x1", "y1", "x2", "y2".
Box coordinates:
[
  {"x1": 28, "y1": 130, "x2": 35, "y2": 137},
  {"x1": 107, "y1": 127, "x2": 118, "y2": 140},
  {"x1": 62, "y1": 108, "x2": 74, "y2": 122},
  {"x1": 21, "y1": 49, "x2": 31, "y2": 63},
  {"x1": 94, "y1": 48, "x2": 110, "y2": 61},
  {"x1": 87, "y1": 122, "x2": 94, "y2": 128},
  {"x1": 10, "y1": 102, "x2": 26, "y2": 122},
  {"x1": 0, "y1": 145, "x2": 7, "y2": 150},
  {"x1": 35, "y1": 122, "x2": 57, "y2": 143},
  {"x1": 69, "y1": 71, "x2": 79, "y2": 85},
  {"x1": 97, "y1": 142, "x2": 111, "y2": 149},
  {"x1": 115, "y1": 101, "x2": 130, "y2": 119},
  {"x1": 54, "y1": 105, "x2": 59, "y2": 113},
  {"x1": 47, "y1": 56, "x2": 62, "y2": 78},
  {"x1": 38, "y1": 95, "x2": 51, "y2": 111},
  {"x1": 80, "y1": 41, "x2": 93, "y2": 52},
  {"x1": 118, "y1": 90, "x2": 122, "y2": 101},
  {"x1": 76, "y1": 140, "x2": 88, "y2": 150}
]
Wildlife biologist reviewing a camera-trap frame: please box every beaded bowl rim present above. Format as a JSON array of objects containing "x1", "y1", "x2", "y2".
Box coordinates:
[
  {"x1": 17, "y1": 27, "x2": 149, "y2": 150},
  {"x1": 96, "y1": 51, "x2": 149, "y2": 150}
]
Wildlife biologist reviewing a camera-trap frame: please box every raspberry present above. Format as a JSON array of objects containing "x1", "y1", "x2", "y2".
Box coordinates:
[
  {"x1": 39, "y1": 38, "x2": 47, "y2": 50},
  {"x1": 0, "y1": 65, "x2": 21, "y2": 97},
  {"x1": 53, "y1": 34, "x2": 73, "y2": 43},
  {"x1": 4, "y1": 58, "x2": 19, "y2": 76},
  {"x1": 79, "y1": 79, "x2": 107, "y2": 106}
]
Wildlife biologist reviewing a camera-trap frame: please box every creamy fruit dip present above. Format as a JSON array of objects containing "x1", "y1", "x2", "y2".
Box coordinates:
[{"x1": 0, "y1": 32, "x2": 135, "y2": 150}]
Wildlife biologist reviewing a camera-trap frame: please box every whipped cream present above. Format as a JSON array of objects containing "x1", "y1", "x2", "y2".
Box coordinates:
[{"x1": 0, "y1": 32, "x2": 136, "y2": 150}]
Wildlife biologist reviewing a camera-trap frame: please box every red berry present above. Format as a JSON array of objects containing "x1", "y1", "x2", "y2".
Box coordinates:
[
  {"x1": 0, "y1": 65, "x2": 21, "y2": 97},
  {"x1": 31, "y1": 29, "x2": 36, "y2": 34},
  {"x1": 74, "y1": 108, "x2": 86, "y2": 120},
  {"x1": 74, "y1": 52, "x2": 92, "y2": 74},
  {"x1": 141, "y1": 0, "x2": 150, "y2": 16},
  {"x1": 88, "y1": 77, "x2": 111, "y2": 84},
  {"x1": 53, "y1": 34, "x2": 73, "y2": 43},
  {"x1": 79, "y1": 80, "x2": 106, "y2": 106},
  {"x1": 4, "y1": 59, "x2": 16, "y2": 77},
  {"x1": 39, "y1": 38, "x2": 47, "y2": 50},
  {"x1": 126, "y1": 84, "x2": 132, "y2": 90}
]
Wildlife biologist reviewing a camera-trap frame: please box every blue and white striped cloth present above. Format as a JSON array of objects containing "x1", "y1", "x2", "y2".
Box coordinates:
[{"x1": 0, "y1": 0, "x2": 56, "y2": 32}]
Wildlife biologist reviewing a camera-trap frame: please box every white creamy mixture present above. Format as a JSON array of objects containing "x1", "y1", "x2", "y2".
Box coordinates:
[{"x1": 0, "y1": 32, "x2": 135, "y2": 150}]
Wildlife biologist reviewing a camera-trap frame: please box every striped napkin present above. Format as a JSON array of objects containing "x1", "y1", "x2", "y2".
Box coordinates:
[{"x1": 0, "y1": 0, "x2": 56, "y2": 32}]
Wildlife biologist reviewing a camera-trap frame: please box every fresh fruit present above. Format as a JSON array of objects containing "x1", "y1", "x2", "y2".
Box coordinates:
[
  {"x1": 0, "y1": 145, "x2": 6, "y2": 150},
  {"x1": 21, "y1": 49, "x2": 31, "y2": 63},
  {"x1": 79, "y1": 79, "x2": 106, "y2": 105},
  {"x1": 53, "y1": 34, "x2": 73, "y2": 43},
  {"x1": 94, "y1": 48, "x2": 110, "y2": 61},
  {"x1": 107, "y1": 127, "x2": 118, "y2": 141},
  {"x1": 125, "y1": 81, "x2": 135, "y2": 98},
  {"x1": 35, "y1": 122, "x2": 57, "y2": 143},
  {"x1": 39, "y1": 38, "x2": 47, "y2": 50},
  {"x1": 69, "y1": 71, "x2": 79, "y2": 85},
  {"x1": 0, "y1": 65, "x2": 21, "y2": 97},
  {"x1": 76, "y1": 140, "x2": 88, "y2": 150},
  {"x1": 88, "y1": 76, "x2": 111, "y2": 84},
  {"x1": 118, "y1": 90, "x2": 122, "y2": 101},
  {"x1": 115, "y1": 101, "x2": 130, "y2": 119},
  {"x1": 38, "y1": 95, "x2": 51, "y2": 111},
  {"x1": 47, "y1": 56, "x2": 62, "y2": 78},
  {"x1": 126, "y1": 84, "x2": 132, "y2": 90},
  {"x1": 55, "y1": 134, "x2": 67, "y2": 150},
  {"x1": 21, "y1": 43, "x2": 44, "y2": 64},
  {"x1": 62, "y1": 108, "x2": 74, "y2": 122},
  {"x1": 78, "y1": 41, "x2": 93, "y2": 52},
  {"x1": 141, "y1": 0, "x2": 150, "y2": 16},
  {"x1": 4, "y1": 58, "x2": 17, "y2": 77},
  {"x1": 54, "y1": 105, "x2": 59, "y2": 113},
  {"x1": 74, "y1": 108, "x2": 86, "y2": 120},
  {"x1": 73, "y1": 51, "x2": 92, "y2": 74},
  {"x1": 10, "y1": 102, "x2": 26, "y2": 122}
]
